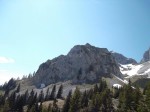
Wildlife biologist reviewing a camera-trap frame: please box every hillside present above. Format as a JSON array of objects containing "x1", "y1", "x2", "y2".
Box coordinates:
[{"x1": 1, "y1": 44, "x2": 150, "y2": 112}]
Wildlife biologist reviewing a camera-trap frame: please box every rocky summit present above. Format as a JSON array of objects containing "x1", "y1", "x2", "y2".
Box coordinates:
[
  {"x1": 31, "y1": 43, "x2": 123, "y2": 87},
  {"x1": 141, "y1": 48, "x2": 150, "y2": 63},
  {"x1": 111, "y1": 52, "x2": 137, "y2": 65}
]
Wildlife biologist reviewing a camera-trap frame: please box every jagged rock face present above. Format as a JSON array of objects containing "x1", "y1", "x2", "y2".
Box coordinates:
[
  {"x1": 141, "y1": 48, "x2": 150, "y2": 63},
  {"x1": 111, "y1": 52, "x2": 137, "y2": 65},
  {"x1": 32, "y1": 44, "x2": 123, "y2": 86}
]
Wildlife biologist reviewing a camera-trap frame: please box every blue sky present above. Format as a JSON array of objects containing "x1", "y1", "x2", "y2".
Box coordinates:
[{"x1": 0, "y1": 0, "x2": 150, "y2": 84}]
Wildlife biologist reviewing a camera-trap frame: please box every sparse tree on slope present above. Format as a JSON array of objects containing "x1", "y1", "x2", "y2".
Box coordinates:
[
  {"x1": 81, "y1": 90, "x2": 88, "y2": 108},
  {"x1": 62, "y1": 90, "x2": 72, "y2": 112},
  {"x1": 16, "y1": 84, "x2": 20, "y2": 93},
  {"x1": 57, "y1": 84, "x2": 63, "y2": 99},
  {"x1": 38, "y1": 90, "x2": 44, "y2": 102},
  {"x1": 69, "y1": 87, "x2": 81, "y2": 112},
  {"x1": 45, "y1": 87, "x2": 50, "y2": 101},
  {"x1": 50, "y1": 85, "x2": 56, "y2": 100}
]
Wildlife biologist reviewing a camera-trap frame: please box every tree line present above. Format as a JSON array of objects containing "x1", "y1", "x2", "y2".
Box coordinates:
[{"x1": 0, "y1": 78, "x2": 150, "y2": 112}]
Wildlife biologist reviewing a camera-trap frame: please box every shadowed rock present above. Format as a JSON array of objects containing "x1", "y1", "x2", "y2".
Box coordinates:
[
  {"x1": 111, "y1": 52, "x2": 137, "y2": 65},
  {"x1": 141, "y1": 48, "x2": 150, "y2": 63}
]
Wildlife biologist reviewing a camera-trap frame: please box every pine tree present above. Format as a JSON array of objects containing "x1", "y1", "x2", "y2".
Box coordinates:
[
  {"x1": 29, "y1": 105, "x2": 36, "y2": 112},
  {"x1": 133, "y1": 86, "x2": 142, "y2": 111},
  {"x1": 90, "y1": 93, "x2": 101, "y2": 112},
  {"x1": 98, "y1": 78, "x2": 103, "y2": 93},
  {"x1": 3, "y1": 100, "x2": 10, "y2": 112},
  {"x1": 52, "y1": 99, "x2": 59, "y2": 112},
  {"x1": 8, "y1": 91, "x2": 16, "y2": 110},
  {"x1": 33, "y1": 93, "x2": 37, "y2": 104},
  {"x1": 81, "y1": 90, "x2": 88, "y2": 108},
  {"x1": 62, "y1": 90, "x2": 72, "y2": 112},
  {"x1": 0, "y1": 94, "x2": 5, "y2": 106},
  {"x1": 137, "y1": 98, "x2": 149, "y2": 112},
  {"x1": 15, "y1": 95, "x2": 24, "y2": 112},
  {"x1": 118, "y1": 83, "x2": 141, "y2": 111},
  {"x1": 45, "y1": 88, "x2": 50, "y2": 101},
  {"x1": 27, "y1": 89, "x2": 36, "y2": 110},
  {"x1": 38, "y1": 90, "x2": 44, "y2": 102},
  {"x1": 35, "y1": 102, "x2": 39, "y2": 112},
  {"x1": 57, "y1": 84, "x2": 63, "y2": 99},
  {"x1": 69, "y1": 87, "x2": 81, "y2": 112},
  {"x1": 113, "y1": 88, "x2": 120, "y2": 98},
  {"x1": 23, "y1": 89, "x2": 29, "y2": 105},
  {"x1": 16, "y1": 84, "x2": 20, "y2": 93},
  {"x1": 48, "y1": 103, "x2": 52, "y2": 112},
  {"x1": 145, "y1": 83, "x2": 150, "y2": 111},
  {"x1": 118, "y1": 85, "x2": 131, "y2": 111},
  {"x1": 87, "y1": 88, "x2": 93, "y2": 100},
  {"x1": 93, "y1": 84, "x2": 99, "y2": 94},
  {"x1": 50, "y1": 85, "x2": 56, "y2": 100},
  {"x1": 101, "y1": 89, "x2": 114, "y2": 112},
  {"x1": 98, "y1": 78, "x2": 107, "y2": 93},
  {"x1": 128, "y1": 79, "x2": 132, "y2": 86}
]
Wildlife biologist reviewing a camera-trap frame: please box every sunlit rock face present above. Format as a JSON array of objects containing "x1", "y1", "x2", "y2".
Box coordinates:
[{"x1": 32, "y1": 43, "x2": 123, "y2": 87}]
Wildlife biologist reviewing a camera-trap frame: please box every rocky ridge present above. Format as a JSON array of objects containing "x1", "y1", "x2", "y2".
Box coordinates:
[
  {"x1": 111, "y1": 52, "x2": 137, "y2": 65},
  {"x1": 141, "y1": 48, "x2": 150, "y2": 63},
  {"x1": 31, "y1": 43, "x2": 123, "y2": 87}
]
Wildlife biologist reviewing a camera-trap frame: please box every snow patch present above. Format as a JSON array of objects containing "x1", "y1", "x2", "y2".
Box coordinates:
[
  {"x1": 113, "y1": 84, "x2": 122, "y2": 89},
  {"x1": 144, "y1": 68, "x2": 150, "y2": 74},
  {"x1": 123, "y1": 80, "x2": 129, "y2": 84},
  {"x1": 120, "y1": 64, "x2": 143, "y2": 77},
  {"x1": 40, "y1": 83, "x2": 45, "y2": 89}
]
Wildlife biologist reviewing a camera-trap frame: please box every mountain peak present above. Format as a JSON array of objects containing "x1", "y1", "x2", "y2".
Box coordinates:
[
  {"x1": 141, "y1": 48, "x2": 150, "y2": 63},
  {"x1": 85, "y1": 43, "x2": 92, "y2": 47},
  {"x1": 31, "y1": 44, "x2": 122, "y2": 86},
  {"x1": 67, "y1": 43, "x2": 109, "y2": 57}
]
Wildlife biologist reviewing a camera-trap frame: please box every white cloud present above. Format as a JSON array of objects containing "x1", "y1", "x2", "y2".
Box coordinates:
[{"x1": 0, "y1": 57, "x2": 15, "y2": 63}]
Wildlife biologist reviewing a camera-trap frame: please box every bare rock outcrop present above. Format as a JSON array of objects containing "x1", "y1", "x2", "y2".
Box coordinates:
[
  {"x1": 32, "y1": 43, "x2": 123, "y2": 87},
  {"x1": 141, "y1": 48, "x2": 150, "y2": 63},
  {"x1": 111, "y1": 52, "x2": 137, "y2": 65}
]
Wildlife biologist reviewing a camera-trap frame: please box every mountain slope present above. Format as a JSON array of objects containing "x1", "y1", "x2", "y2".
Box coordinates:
[
  {"x1": 120, "y1": 61, "x2": 150, "y2": 78},
  {"x1": 141, "y1": 48, "x2": 150, "y2": 63},
  {"x1": 31, "y1": 44, "x2": 123, "y2": 87},
  {"x1": 111, "y1": 52, "x2": 137, "y2": 65}
]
